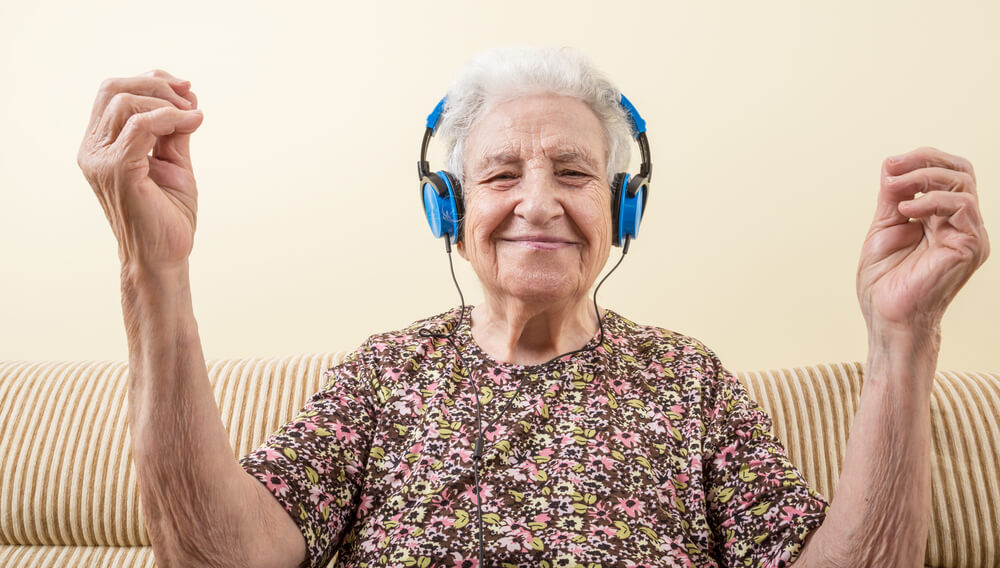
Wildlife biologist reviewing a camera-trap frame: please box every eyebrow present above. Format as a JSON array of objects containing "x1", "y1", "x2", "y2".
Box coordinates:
[
  {"x1": 476, "y1": 152, "x2": 520, "y2": 170},
  {"x1": 473, "y1": 147, "x2": 601, "y2": 172},
  {"x1": 550, "y1": 150, "x2": 599, "y2": 167}
]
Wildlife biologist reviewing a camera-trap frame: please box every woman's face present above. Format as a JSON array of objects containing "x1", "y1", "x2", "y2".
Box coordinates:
[{"x1": 458, "y1": 93, "x2": 612, "y2": 307}]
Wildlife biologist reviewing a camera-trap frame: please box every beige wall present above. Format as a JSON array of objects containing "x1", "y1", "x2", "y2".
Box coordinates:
[{"x1": 1, "y1": 0, "x2": 997, "y2": 371}]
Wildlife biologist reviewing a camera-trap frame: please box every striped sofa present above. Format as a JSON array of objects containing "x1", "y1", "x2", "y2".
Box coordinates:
[{"x1": 1, "y1": 355, "x2": 997, "y2": 567}]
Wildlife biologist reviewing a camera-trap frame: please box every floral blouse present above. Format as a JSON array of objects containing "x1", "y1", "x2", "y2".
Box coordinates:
[{"x1": 240, "y1": 307, "x2": 828, "y2": 567}]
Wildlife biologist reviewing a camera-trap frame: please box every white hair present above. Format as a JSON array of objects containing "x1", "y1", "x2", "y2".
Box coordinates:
[{"x1": 436, "y1": 47, "x2": 634, "y2": 190}]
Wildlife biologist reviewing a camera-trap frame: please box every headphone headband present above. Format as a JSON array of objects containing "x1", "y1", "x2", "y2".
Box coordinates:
[
  {"x1": 619, "y1": 93, "x2": 646, "y2": 134},
  {"x1": 426, "y1": 97, "x2": 447, "y2": 131}
]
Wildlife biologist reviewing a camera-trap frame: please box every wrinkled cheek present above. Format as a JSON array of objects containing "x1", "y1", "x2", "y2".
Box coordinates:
[
  {"x1": 462, "y1": 226, "x2": 498, "y2": 279},
  {"x1": 588, "y1": 231, "x2": 613, "y2": 285},
  {"x1": 593, "y1": 209, "x2": 613, "y2": 251}
]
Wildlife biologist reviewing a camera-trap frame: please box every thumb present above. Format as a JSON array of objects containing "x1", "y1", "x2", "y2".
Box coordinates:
[
  {"x1": 152, "y1": 109, "x2": 204, "y2": 169},
  {"x1": 870, "y1": 162, "x2": 910, "y2": 229},
  {"x1": 117, "y1": 107, "x2": 203, "y2": 169}
]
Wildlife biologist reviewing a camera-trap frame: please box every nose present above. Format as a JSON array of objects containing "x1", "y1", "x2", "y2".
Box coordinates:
[{"x1": 513, "y1": 167, "x2": 564, "y2": 226}]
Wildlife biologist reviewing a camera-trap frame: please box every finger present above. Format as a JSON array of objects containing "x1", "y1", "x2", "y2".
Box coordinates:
[
  {"x1": 884, "y1": 147, "x2": 976, "y2": 184},
  {"x1": 142, "y1": 69, "x2": 186, "y2": 83},
  {"x1": 870, "y1": 163, "x2": 910, "y2": 229},
  {"x1": 95, "y1": 93, "x2": 178, "y2": 146},
  {"x1": 178, "y1": 87, "x2": 198, "y2": 109},
  {"x1": 869, "y1": 163, "x2": 975, "y2": 230},
  {"x1": 898, "y1": 191, "x2": 983, "y2": 234},
  {"x1": 141, "y1": 70, "x2": 192, "y2": 92},
  {"x1": 115, "y1": 107, "x2": 204, "y2": 170},
  {"x1": 152, "y1": 127, "x2": 194, "y2": 169},
  {"x1": 88, "y1": 76, "x2": 193, "y2": 132},
  {"x1": 153, "y1": 90, "x2": 200, "y2": 168},
  {"x1": 144, "y1": 69, "x2": 199, "y2": 108},
  {"x1": 885, "y1": 167, "x2": 976, "y2": 199}
]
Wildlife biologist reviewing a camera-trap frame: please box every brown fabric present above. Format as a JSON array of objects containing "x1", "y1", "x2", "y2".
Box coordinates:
[
  {"x1": 240, "y1": 309, "x2": 828, "y2": 567},
  {"x1": 735, "y1": 363, "x2": 864, "y2": 507}
]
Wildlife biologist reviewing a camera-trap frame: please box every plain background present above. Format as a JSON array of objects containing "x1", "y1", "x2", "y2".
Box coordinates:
[{"x1": 1, "y1": 0, "x2": 997, "y2": 371}]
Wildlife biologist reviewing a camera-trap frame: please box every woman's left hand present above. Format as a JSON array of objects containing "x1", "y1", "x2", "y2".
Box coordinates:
[
  {"x1": 857, "y1": 147, "x2": 990, "y2": 335},
  {"x1": 809, "y1": 147, "x2": 991, "y2": 568}
]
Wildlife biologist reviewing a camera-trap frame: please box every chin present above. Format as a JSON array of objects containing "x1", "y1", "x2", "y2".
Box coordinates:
[{"x1": 497, "y1": 271, "x2": 586, "y2": 306}]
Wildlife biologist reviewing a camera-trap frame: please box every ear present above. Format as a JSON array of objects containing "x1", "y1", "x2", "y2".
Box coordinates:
[{"x1": 455, "y1": 239, "x2": 469, "y2": 260}]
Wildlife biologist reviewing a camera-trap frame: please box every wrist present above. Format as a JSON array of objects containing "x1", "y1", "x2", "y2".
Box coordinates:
[
  {"x1": 119, "y1": 260, "x2": 193, "y2": 312},
  {"x1": 864, "y1": 323, "x2": 940, "y2": 395},
  {"x1": 120, "y1": 259, "x2": 190, "y2": 286},
  {"x1": 863, "y1": 304, "x2": 944, "y2": 334},
  {"x1": 119, "y1": 260, "x2": 197, "y2": 351}
]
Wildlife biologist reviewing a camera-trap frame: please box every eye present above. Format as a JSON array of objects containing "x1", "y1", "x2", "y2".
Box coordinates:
[
  {"x1": 558, "y1": 170, "x2": 593, "y2": 183},
  {"x1": 484, "y1": 172, "x2": 518, "y2": 184}
]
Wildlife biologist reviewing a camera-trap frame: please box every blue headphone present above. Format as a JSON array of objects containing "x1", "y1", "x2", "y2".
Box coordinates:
[{"x1": 417, "y1": 94, "x2": 652, "y2": 247}]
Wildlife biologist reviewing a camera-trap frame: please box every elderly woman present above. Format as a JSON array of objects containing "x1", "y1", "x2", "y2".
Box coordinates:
[{"x1": 77, "y1": 48, "x2": 988, "y2": 567}]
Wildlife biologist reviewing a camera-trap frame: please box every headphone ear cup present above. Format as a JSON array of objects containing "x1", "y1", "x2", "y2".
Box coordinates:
[
  {"x1": 614, "y1": 173, "x2": 647, "y2": 246},
  {"x1": 421, "y1": 171, "x2": 463, "y2": 243},
  {"x1": 440, "y1": 171, "x2": 465, "y2": 243},
  {"x1": 611, "y1": 173, "x2": 627, "y2": 247},
  {"x1": 626, "y1": 174, "x2": 649, "y2": 220}
]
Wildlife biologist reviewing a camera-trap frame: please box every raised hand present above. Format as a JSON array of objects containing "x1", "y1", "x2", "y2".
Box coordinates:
[
  {"x1": 803, "y1": 148, "x2": 991, "y2": 567},
  {"x1": 857, "y1": 147, "x2": 990, "y2": 334},
  {"x1": 77, "y1": 69, "x2": 204, "y2": 271}
]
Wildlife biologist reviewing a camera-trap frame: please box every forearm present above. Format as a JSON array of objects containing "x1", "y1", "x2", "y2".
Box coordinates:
[
  {"x1": 122, "y1": 262, "x2": 260, "y2": 566},
  {"x1": 798, "y1": 327, "x2": 937, "y2": 567}
]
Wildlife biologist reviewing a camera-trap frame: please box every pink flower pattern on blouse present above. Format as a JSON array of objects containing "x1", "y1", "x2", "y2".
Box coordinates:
[{"x1": 240, "y1": 307, "x2": 827, "y2": 567}]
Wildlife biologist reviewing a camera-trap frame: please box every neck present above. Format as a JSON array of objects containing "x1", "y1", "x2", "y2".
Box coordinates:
[{"x1": 469, "y1": 295, "x2": 601, "y2": 365}]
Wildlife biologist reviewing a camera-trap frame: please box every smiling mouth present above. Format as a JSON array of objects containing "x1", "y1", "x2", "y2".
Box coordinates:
[{"x1": 501, "y1": 236, "x2": 578, "y2": 250}]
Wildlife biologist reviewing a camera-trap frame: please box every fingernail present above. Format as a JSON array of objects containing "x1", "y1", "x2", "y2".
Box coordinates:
[
  {"x1": 887, "y1": 155, "x2": 903, "y2": 164},
  {"x1": 885, "y1": 175, "x2": 896, "y2": 184}
]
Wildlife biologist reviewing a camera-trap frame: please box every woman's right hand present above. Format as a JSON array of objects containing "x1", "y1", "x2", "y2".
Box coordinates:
[{"x1": 78, "y1": 70, "x2": 204, "y2": 271}]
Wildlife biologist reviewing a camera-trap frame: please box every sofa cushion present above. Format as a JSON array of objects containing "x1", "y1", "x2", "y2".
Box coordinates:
[
  {"x1": 0, "y1": 354, "x2": 347, "y2": 547},
  {"x1": 736, "y1": 364, "x2": 1000, "y2": 568},
  {"x1": 1, "y1": 356, "x2": 997, "y2": 566},
  {"x1": 0, "y1": 545, "x2": 154, "y2": 567}
]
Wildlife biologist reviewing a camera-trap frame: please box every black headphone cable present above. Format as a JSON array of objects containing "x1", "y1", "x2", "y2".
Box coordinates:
[{"x1": 419, "y1": 235, "x2": 630, "y2": 566}]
